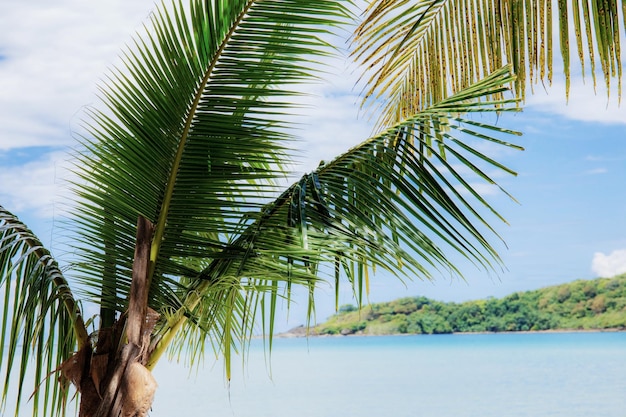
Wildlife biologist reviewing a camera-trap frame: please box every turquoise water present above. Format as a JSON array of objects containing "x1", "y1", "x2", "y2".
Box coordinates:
[{"x1": 151, "y1": 332, "x2": 626, "y2": 416}]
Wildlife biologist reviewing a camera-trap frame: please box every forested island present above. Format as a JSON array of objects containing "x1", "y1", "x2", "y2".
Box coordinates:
[{"x1": 303, "y1": 274, "x2": 626, "y2": 336}]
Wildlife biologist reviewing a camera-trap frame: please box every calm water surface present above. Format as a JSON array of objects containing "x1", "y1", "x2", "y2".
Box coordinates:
[{"x1": 151, "y1": 332, "x2": 626, "y2": 417}]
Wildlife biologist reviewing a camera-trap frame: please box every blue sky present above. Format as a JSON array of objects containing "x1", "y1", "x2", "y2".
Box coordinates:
[{"x1": 0, "y1": 0, "x2": 625, "y2": 330}]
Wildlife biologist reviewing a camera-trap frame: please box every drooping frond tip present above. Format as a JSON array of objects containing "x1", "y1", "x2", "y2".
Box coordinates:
[
  {"x1": 174, "y1": 67, "x2": 524, "y2": 348},
  {"x1": 354, "y1": 0, "x2": 624, "y2": 128},
  {"x1": 0, "y1": 206, "x2": 88, "y2": 417}
]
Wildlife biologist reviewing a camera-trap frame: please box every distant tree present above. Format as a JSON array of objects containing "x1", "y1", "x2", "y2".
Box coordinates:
[
  {"x1": 416, "y1": 313, "x2": 453, "y2": 334},
  {"x1": 339, "y1": 304, "x2": 358, "y2": 313},
  {"x1": 557, "y1": 286, "x2": 572, "y2": 303},
  {"x1": 590, "y1": 295, "x2": 607, "y2": 314}
]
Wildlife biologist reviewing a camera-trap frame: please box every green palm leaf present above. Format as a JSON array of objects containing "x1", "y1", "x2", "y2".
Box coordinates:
[
  {"x1": 354, "y1": 0, "x2": 624, "y2": 128},
  {"x1": 69, "y1": 0, "x2": 354, "y2": 326},
  {"x1": 66, "y1": 0, "x2": 355, "y2": 380},
  {"x1": 0, "y1": 207, "x2": 88, "y2": 417},
  {"x1": 149, "y1": 65, "x2": 522, "y2": 379}
]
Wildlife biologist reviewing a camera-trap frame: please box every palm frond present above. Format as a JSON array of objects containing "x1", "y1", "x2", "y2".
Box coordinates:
[
  {"x1": 148, "y1": 65, "x2": 523, "y2": 378},
  {"x1": 68, "y1": 0, "x2": 354, "y2": 327},
  {"x1": 353, "y1": 0, "x2": 624, "y2": 128},
  {"x1": 0, "y1": 206, "x2": 88, "y2": 417}
]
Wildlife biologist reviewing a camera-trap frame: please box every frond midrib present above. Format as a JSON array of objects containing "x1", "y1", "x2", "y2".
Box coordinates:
[
  {"x1": 0, "y1": 207, "x2": 89, "y2": 349},
  {"x1": 150, "y1": 0, "x2": 255, "y2": 272}
]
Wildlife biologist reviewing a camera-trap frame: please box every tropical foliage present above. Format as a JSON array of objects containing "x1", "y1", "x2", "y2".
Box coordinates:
[
  {"x1": 0, "y1": 0, "x2": 623, "y2": 416},
  {"x1": 354, "y1": 0, "x2": 624, "y2": 128},
  {"x1": 315, "y1": 274, "x2": 626, "y2": 335}
]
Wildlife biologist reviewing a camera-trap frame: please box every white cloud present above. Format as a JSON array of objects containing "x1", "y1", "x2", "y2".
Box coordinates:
[
  {"x1": 523, "y1": 24, "x2": 626, "y2": 125},
  {"x1": 0, "y1": 0, "x2": 157, "y2": 150},
  {"x1": 466, "y1": 182, "x2": 502, "y2": 197},
  {"x1": 591, "y1": 249, "x2": 626, "y2": 277},
  {"x1": 289, "y1": 81, "x2": 375, "y2": 174},
  {"x1": 0, "y1": 150, "x2": 75, "y2": 218},
  {"x1": 584, "y1": 168, "x2": 608, "y2": 175},
  {"x1": 526, "y1": 76, "x2": 626, "y2": 125},
  {"x1": 1, "y1": 4, "x2": 161, "y2": 217},
  {"x1": 0, "y1": 0, "x2": 369, "y2": 158}
]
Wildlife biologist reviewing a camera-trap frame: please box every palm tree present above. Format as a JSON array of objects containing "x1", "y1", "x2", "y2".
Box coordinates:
[{"x1": 0, "y1": 0, "x2": 621, "y2": 416}]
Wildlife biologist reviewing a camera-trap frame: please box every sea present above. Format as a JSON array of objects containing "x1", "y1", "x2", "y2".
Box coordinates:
[{"x1": 148, "y1": 332, "x2": 626, "y2": 417}]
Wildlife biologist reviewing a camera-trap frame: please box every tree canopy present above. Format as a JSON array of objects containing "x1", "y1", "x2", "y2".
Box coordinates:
[{"x1": 314, "y1": 274, "x2": 626, "y2": 335}]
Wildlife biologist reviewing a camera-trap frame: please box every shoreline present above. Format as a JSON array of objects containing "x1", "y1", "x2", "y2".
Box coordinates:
[{"x1": 276, "y1": 326, "x2": 626, "y2": 338}]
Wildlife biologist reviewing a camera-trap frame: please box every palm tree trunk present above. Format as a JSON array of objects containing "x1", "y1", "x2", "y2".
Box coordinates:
[{"x1": 76, "y1": 216, "x2": 158, "y2": 417}]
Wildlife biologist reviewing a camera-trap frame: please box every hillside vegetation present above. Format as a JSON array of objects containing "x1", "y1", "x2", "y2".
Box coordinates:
[{"x1": 312, "y1": 275, "x2": 626, "y2": 336}]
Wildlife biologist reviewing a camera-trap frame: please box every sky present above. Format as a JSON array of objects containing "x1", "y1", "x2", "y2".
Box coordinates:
[{"x1": 1, "y1": 0, "x2": 625, "y2": 333}]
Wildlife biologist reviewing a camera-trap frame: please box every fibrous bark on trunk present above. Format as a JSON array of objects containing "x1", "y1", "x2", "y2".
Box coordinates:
[{"x1": 62, "y1": 216, "x2": 159, "y2": 417}]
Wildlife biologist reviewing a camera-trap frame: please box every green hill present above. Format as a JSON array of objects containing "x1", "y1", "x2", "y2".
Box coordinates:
[{"x1": 311, "y1": 274, "x2": 626, "y2": 336}]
